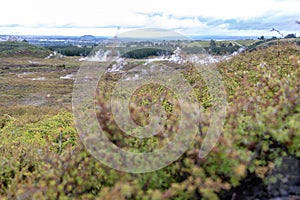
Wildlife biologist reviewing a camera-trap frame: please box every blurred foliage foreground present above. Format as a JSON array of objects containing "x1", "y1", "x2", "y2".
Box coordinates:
[{"x1": 0, "y1": 44, "x2": 300, "y2": 199}]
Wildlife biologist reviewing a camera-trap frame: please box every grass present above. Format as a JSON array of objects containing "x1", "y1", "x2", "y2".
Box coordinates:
[
  {"x1": 184, "y1": 39, "x2": 261, "y2": 48},
  {"x1": 0, "y1": 56, "x2": 79, "y2": 109},
  {"x1": 230, "y1": 39, "x2": 260, "y2": 46}
]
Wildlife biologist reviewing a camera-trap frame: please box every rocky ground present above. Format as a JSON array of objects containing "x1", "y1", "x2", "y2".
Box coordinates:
[{"x1": 222, "y1": 157, "x2": 300, "y2": 200}]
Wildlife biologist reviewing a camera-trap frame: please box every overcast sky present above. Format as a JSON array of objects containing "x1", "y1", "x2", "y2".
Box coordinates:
[{"x1": 0, "y1": 0, "x2": 299, "y2": 37}]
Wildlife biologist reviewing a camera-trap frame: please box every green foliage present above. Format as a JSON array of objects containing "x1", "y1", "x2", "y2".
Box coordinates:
[
  {"x1": 1, "y1": 43, "x2": 300, "y2": 199},
  {"x1": 0, "y1": 41, "x2": 51, "y2": 58},
  {"x1": 284, "y1": 33, "x2": 297, "y2": 38},
  {"x1": 123, "y1": 48, "x2": 171, "y2": 59},
  {"x1": 47, "y1": 45, "x2": 93, "y2": 56},
  {"x1": 206, "y1": 40, "x2": 240, "y2": 55}
]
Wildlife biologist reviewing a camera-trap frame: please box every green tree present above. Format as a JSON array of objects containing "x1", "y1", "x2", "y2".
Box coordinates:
[
  {"x1": 284, "y1": 33, "x2": 296, "y2": 38},
  {"x1": 210, "y1": 40, "x2": 217, "y2": 48}
]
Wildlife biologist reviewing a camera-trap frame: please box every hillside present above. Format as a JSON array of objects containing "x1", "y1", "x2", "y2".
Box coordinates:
[
  {"x1": 0, "y1": 41, "x2": 51, "y2": 58},
  {"x1": 0, "y1": 43, "x2": 300, "y2": 199},
  {"x1": 247, "y1": 37, "x2": 300, "y2": 51}
]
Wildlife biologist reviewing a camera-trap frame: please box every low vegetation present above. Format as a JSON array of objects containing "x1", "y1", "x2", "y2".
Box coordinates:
[
  {"x1": 0, "y1": 41, "x2": 299, "y2": 199},
  {"x1": 0, "y1": 41, "x2": 51, "y2": 58}
]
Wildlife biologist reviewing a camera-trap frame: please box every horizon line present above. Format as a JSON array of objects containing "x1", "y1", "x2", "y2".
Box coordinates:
[{"x1": 0, "y1": 34, "x2": 269, "y2": 40}]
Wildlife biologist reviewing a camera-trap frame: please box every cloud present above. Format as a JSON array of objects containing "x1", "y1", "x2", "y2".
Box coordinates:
[
  {"x1": 0, "y1": 0, "x2": 299, "y2": 36},
  {"x1": 138, "y1": 13, "x2": 206, "y2": 29}
]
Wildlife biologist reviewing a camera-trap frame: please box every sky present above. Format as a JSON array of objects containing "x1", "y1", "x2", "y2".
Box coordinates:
[{"x1": 0, "y1": 0, "x2": 300, "y2": 38}]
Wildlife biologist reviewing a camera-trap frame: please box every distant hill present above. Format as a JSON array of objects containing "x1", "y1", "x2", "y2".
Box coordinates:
[
  {"x1": 79, "y1": 35, "x2": 97, "y2": 41},
  {"x1": 0, "y1": 41, "x2": 51, "y2": 58}
]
